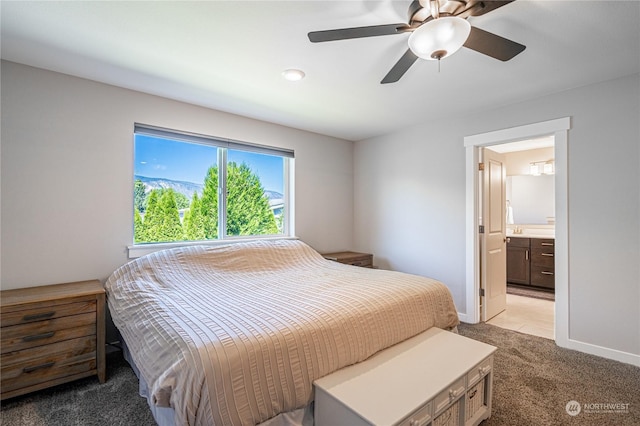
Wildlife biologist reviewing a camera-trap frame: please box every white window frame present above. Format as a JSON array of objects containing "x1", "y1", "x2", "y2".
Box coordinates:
[{"x1": 128, "y1": 124, "x2": 295, "y2": 258}]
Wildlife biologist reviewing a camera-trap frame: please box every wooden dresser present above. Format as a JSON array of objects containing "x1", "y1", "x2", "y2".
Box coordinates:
[
  {"x1": 1, "y1": 280, "x2": 106, "y2": 400},
  {"x1": 322, "y1": 251, "x2": 374, "y2": 268}
]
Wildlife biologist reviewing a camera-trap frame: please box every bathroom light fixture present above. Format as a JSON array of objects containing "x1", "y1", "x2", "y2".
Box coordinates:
[
  {"x1": 282, "y1": 69, "x2": 305, "y2": 82},
  {"x1": 530, "y1": 162, "x2": 541, "y2": 176},
  {"x1": 408, "y1": 16, "x2": 471, "y2": 61},
  {"x1": 530, "y1": 160, "x2": 555, "y2": 176}
]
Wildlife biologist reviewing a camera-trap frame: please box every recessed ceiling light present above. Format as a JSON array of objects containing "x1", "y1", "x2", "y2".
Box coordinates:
[{"x1": 282, "y1": 69, "x2": 305, "y2": 82}]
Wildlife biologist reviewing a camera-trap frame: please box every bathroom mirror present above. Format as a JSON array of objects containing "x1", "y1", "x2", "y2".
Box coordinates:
[{"x1": 506, "y1": 175, "x2": 555, "y2": 224}]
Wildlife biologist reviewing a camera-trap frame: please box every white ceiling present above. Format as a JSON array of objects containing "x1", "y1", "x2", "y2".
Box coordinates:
[{"x1": 2, "y1": 1, "x2": 639, "y2": 141}]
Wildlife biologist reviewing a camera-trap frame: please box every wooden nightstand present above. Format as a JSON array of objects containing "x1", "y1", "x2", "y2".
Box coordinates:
[
  {"x1": 322, "y1": 251, "x2": 374, "y2": 268},
  {"x1": 1, "y1": 280, "x2": 106, "y2": 400}
]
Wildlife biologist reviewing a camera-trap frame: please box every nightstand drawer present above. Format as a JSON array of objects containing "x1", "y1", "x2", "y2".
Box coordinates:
[
  {"x1": 347, "y1": 257, "x2": 373, "y2": 268},
  {"x1": 1, "y1": 300, "x2": 96, "y2": 327},
  {"x1": 1, "y1": 313, "x2": 97, "y2": 353},
  {"x1": 1, "y1": 336, "x2": 97, "y2": 394}
]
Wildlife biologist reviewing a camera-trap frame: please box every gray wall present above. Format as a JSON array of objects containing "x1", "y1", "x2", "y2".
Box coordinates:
[
  {"x1": 354, "y1": 73, "x2": 639, "y2": 362},
  {"x1": 1, "y1": 61, "x2": 354, "y2": 288},
  {"x1": 3, "y1": 59, "x2": 638, "y2": 365}
]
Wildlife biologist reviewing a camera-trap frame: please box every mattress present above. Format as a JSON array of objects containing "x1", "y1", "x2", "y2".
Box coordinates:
[{"x1": 105, "y1": 239, "x2": 459, "y2": 425}]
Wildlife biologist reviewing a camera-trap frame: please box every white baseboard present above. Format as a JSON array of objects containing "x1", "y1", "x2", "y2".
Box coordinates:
[
  {"x1": 456, "y1": 311, "x2": 476, "y2": 324},
  {"x1": 456, "y1": 311, "x2": 639, "y2": 367},
  {"x1": 561, "y1": 339, "x2": 640, "y2": 367}
]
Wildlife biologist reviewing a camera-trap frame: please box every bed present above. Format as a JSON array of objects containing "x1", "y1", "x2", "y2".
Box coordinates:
[{"x1": 105, "y1": 239, "x2": 459, "y2": 426}]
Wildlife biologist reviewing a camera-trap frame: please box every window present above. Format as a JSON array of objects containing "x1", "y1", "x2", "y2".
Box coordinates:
[{"x1": 133, "y1": 124, "x2": 293, "y2": 247}]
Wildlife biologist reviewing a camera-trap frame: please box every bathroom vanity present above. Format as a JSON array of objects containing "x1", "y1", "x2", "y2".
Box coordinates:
[{"x1": 507, "y1": 235, "x2": 555, "y2": 291}]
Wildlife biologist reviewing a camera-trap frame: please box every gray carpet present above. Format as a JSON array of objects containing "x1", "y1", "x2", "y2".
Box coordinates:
[
  {"x1": 1, "y1": 324, "x2": 638, "y2": 425},
  {"x1": 458, "y1": 322, "x2": 639, "y2": 426},
  {"x1": 0, "y1": 352, "x2": 156, "y2": 426}
]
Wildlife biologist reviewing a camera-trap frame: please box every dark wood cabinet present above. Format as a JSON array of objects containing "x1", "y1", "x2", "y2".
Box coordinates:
[
  {"x1": 507, "y1": 237, "x2": 555, "y2": 291},
  {"x1": 506, "y1": 237, "x2": 530, "y2": 285},
  {"x1": 530, "y1": 239, "x2": 555, "y2": 289}
]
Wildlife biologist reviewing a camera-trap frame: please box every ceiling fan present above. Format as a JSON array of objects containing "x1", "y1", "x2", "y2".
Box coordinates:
[{"x1": 308, "y1": 0, "x2": 526, "y2": 84}]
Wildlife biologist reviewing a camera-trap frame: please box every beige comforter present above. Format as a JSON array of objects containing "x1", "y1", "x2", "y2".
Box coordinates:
[{"x1": 105, "y1": 239, "x2": 459, "y2": 425}]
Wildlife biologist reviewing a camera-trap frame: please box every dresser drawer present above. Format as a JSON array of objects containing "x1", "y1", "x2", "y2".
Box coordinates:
[
  {"x1": 1, "y1": 313, "x2": 97, "y2": 354},
  {"x1": 1, "y1": 300, "x2": 96, "y2": 327},
  {"x1": 1, "y1": 336, "x2": 97, "y2": 394}
]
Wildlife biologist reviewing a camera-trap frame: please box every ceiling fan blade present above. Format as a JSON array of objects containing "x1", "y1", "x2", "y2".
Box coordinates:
[
  {"x1": 468, "y1": 0, "x2": 515, "y2": 17},
  {"x1": 454, "y1": 0, "x2": 515, "y2": 19},
  {"x1": 308, "y1": 24, "x2": 411, "y2": 43},
  {"x1": 463, "y1": 26, "x2": 525, "y2": 61},
  {"x1": 381, "y1": 49, "x2": 419, "y2": 84}
]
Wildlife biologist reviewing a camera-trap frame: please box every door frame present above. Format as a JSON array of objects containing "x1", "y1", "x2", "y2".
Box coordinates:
[{"x1": 463, "y1": 117, "x2": 571, "y2": 347}]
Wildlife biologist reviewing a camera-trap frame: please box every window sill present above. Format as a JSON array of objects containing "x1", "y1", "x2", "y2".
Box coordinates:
[{"x1": 128, "y1": 236, "x2": 299, "y2": 259}]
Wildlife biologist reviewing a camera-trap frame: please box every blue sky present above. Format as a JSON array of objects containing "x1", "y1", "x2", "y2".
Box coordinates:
[{"x1": 134, "y1": 135, "x2": 284, "y2": 193}]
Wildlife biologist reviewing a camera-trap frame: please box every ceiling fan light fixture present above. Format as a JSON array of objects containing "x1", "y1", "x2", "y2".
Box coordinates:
[{"x1": 408, "y1": 16, "x2": 471, "y2": 60}]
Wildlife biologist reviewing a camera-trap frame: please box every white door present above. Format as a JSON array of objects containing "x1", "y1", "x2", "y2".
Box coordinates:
[{"x1": 481, "y1": 148, "x2": 507, "y2": 321}]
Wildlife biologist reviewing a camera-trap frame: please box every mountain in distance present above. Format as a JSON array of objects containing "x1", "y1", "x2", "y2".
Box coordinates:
[
  {"x1": 264, "y1": 190, "x2": 284, "y2": 202},
  {"x1": 135, "y1": 175, "x2": 283, "y2": 201},
  {"x1": 135, "y1": 175, "x2": 203, "y2": 199}
]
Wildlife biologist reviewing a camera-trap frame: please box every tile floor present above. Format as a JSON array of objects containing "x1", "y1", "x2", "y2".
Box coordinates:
[{"x1": 486, "y1": 293, "x2": 555, "y2": 340}]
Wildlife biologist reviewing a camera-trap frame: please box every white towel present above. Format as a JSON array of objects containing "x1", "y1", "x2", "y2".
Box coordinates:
[{"x1": 506, "y1": 204, "x2": 514, "y2": 224}]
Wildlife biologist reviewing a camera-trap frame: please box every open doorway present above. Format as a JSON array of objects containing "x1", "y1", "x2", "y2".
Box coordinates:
[
  {"x1": 463, "y1": 117, "x2": 571, "y2": 347},
  {"x1": 484, "y1": 138, "x2": 556, "y2": 339}
]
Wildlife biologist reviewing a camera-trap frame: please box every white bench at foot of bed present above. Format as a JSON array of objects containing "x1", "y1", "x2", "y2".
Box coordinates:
[{"x1": 314, "y1": 327, "x2": 497, "y2": 426}]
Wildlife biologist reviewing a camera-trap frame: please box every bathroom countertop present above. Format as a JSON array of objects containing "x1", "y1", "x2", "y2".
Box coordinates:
[{"x1": 508, "y1": 233, "x2": 555, "y2": 239}]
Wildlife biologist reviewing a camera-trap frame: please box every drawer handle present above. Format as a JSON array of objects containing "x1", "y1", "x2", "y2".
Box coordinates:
[
  {"x1": 479, "y1": 366, "x2": 489, "y2": 376},
  {"x1": 22, "y1": 331, "x2": 55, "y2": 342},
  {"x1": 449, "y1": 389, "x2": 459, "y2": 400},
  {"x1": 541, "y1": 242, "x2": 554, "y2": 246},
  {"x1": 23, "y1": 362, "x2": 55, "y2": 373},
  {"x1": 22, "y1": 311, "x2": 55, "y2": 321},
  {"x1": 468, "y1": 389, "x2": 478, "y2": 399},
  {"x1": 541, "y1": 271, "x2": 554, "y2": 275},
  {"x1": 541, "y1": 253, "x2": 554, "y2": 257}
]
